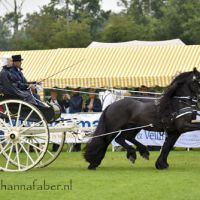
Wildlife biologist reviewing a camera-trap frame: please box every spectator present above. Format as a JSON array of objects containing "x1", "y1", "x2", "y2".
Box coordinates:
[
  {"x1": 84, "y1": 89, "x2": 102, "y2": 112},
  {"x1": 60, "y1": 93, "x2": 70, "y2": 113},
  {"x1": 47, "y1": 89, "x2": 62, "y2": 152},
  {"x1": 69, "y1": 88, "x2": 83, "y2": 113},
  {"x1": 100, "y1": 90, "x2": 116, "y2": 111},
  {"x1": 69, "y1": 87, "x2": 83, "y2": 152},
  {"x1": 140, "y1": 85, "x2": 148, "y2": 96},
  {"x1": 48, "y1": 90, "x2": 61, "y2": 106}
]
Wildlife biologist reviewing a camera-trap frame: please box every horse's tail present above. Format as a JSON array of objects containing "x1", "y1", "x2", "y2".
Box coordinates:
[{"x1": 84, "y1": 107, "x2": 111, "y2": 169}]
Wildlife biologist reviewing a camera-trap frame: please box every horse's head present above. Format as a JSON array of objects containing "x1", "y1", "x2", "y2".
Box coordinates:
[
  {"x1": 159, "y1": 68, "x2": 200, "y2": 124},
  {"x1": 188, "y1": 68, "x2": 200, "y2": 98},
  {"x1": 160, "y1": 68, "x2": 200, "y2": 114}
]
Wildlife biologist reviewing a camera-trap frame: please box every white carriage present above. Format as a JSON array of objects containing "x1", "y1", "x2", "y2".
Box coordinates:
[{"x1": 0, "y1": 92, "x2": 92, "y2": 172}]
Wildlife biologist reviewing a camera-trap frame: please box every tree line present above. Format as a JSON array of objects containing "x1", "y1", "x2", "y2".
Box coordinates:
[{"x1": 0, "y1": 0, "x2": 200, "y2": 50}]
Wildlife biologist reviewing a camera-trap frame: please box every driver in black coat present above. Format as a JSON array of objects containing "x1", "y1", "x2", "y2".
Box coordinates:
[{"x1": 0, "y1": 55, "x2": 38, "y2": 105}]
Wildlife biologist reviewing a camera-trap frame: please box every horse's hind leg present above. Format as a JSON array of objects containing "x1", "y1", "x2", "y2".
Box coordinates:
[
  {"x1": 155, "y1": 132, "x2": 180, "y2": 170},
  {"x1": 115, "y1": 132, "x2": 137, "y2": 164},
  {"x1": 118, "y1": 129, "x2": 150, "y2": 160},
  {"x1": 126, "y1": 136, "x2": 150, "y2": 160}
]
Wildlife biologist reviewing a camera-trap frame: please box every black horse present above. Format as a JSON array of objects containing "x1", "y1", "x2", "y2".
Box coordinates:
[{"x1": 84, "y1": 68, "x2": 200, "y2": 170}]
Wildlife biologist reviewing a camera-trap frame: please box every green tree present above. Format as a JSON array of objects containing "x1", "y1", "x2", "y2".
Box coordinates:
[
  {"x1": 11, "y1": 6, "x2": 92, "y2": 50},
  {"x1": 69, "y1": 0, "x2": 110, "y2": 39},
  {"x1": 100, "y1": 14, "x2": 153, "y2": 42},
  {"x1": 0, "y1": 18, "x2": 11, "y2": 50},
  {"x1": 153, "y1": 0, "x2": 200, "y2": 44},
  {"x1": 183, "y1": 17, "x2": 200, "y2": 44}
]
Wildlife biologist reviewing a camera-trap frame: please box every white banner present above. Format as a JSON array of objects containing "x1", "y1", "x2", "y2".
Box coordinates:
[
  {"x1": 50, "y1": 113, "x2": 200, "y2": 148},
  {"x1": 61, "y1": 113, "x2": 101, "y2": 128},
  {"x1": 112, "y1": 130, "x2": 200, "y2": 148}
]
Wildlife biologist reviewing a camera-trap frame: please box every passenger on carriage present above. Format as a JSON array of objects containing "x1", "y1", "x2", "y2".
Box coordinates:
[
  {"x1": 0, "y1": 55, "x2": 13, "y2": 69},
  {"x1": 0, "y1": 55, "x2": 39, "y2": 105}
]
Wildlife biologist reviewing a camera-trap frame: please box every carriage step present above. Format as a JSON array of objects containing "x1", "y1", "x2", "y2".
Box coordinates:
[{"x1": 192, "y1": 120, "x2": 200, "y2": 123}]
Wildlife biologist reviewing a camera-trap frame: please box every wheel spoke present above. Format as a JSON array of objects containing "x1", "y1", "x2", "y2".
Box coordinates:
[
  {"x1": 0, "y1": 138, "x2": 8, "y2": 144},
  {"x1": 16, "y1": 103, "x2": 22, "y2": 127},
  {"x1": 5, "y1": 103, "x2": 13, "y2": 127},
  {"x1": 19, "y1": 142, "x2": 34, "y2": 164},
  {"x1": 5, "y1": 143, "x2": 14, "y2": 169},
  {"x1": 32, "y1": 138, "x2": 47, "y2": 152},
  {"x1": 46, "y1": 149, "x2": 54, "y2": 157},
  {"x1": 12, "y1": 143, "x2": 23, "y2": 163},
  {"x1": 19, "y1": 110, "x2": 34, "y2": 128},
  {"x1": 0, "y1": 119, "x2": 11, "y2": 131},
  {"x1": 0, "y1": 140, "x2": 11, "y2": 155},
  {"x1": 21, "y1": 138, "x2": 45, "y2": 152},
  {"x1": 20, "y1": 121, "x2": 44, "y2": 134},
  {"x1": 30, "y1": 138, "x2": 41, "y2": 159},
  {"x1": 15, "y1": 144, "x2": 21, "y2": 170},
  {"x1": 26, "y1": 142, "x2": 30, "y2": 167},
  {"x1": 32, "y1": 137, "x2": 46, "y2": 145}
]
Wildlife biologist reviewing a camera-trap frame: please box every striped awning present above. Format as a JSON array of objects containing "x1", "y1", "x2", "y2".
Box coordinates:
[
  {"x1": 1, "y1": 45, "x2": 200, "y2": 88},
  {"x1": 0, "y1": 49, "x2": 55, "y2": 82}
]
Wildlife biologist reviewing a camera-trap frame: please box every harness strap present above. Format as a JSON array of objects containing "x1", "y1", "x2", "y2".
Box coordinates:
[
  {"x1": 75, "y1": 124, "x2": 154, "y2": 141},
  {"x1": 175, "y1": 111, "x2": 193, "y2": 119},
  {"x1": 174, "y1": 96, "x2": 198, "y2": 103},
  {"x1": 175, "y1": 107, "x2": 197, "y2": 119}
]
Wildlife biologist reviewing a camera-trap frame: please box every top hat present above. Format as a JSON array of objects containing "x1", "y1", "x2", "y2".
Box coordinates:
[{"x1": 12, "y1": 55, "x2": 23, "y2": 62}]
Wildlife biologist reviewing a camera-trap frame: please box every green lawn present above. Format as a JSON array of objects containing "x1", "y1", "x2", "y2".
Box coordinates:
[{"x1": 1, "y1": 150, "x2": 200, "y2": 200}]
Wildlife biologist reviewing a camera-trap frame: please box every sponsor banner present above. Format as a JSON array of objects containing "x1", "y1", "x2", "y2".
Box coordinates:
[
  {"x1": 49, "y1": 113, "x2": 101, "y2": 144},
  {"x1": 61, "y1": 113, "x2": 101, "y2": 128},
  {"x1": 50, "y1": 113, "x2": 200, "y2": 148},
  {"x1": 112, "y1": 130, "x2": 200, "y2": 148}
]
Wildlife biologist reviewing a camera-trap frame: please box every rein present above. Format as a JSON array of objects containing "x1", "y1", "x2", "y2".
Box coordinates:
[
  {"x1": 44, "y1": 87, "x2": 198, "y2": 101},
  {"x1": 75, "y1": 124, "x2": 154, "y2": 141},
  {"x1": 44, "y1": 87, "x2": 161, "y2": 100}
]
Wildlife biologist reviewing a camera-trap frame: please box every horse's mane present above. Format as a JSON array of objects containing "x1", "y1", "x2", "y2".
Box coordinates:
[{"x1": 159, "y1": 71, "x2": 193, "y2": 119}]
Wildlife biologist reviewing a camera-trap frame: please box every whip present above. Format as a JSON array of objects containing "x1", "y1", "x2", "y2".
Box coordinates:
[{"x1": 37, "y1": 58, "x2": 85, "y2": 84}]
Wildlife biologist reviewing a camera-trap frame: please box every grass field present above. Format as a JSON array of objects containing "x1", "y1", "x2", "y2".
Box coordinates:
[{"x1": 1, "y1": 150, "x2": 200, "y2": 200}]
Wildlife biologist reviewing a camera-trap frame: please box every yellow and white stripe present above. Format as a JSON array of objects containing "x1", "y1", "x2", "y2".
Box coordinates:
[{"x1": 0, "y1": 45, "x2": 200, "y2": 88}]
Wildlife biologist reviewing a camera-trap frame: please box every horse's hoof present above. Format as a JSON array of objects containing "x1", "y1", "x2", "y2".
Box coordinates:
[
  {"x1": 141, "y1": 152, "x2": 150, "y2": 160},
  {"x1": 155, "y1": 161, "x2": 169, "y2": 170},
  {"x1": 128, "y1": 155, "x2": 136, "y2": 164},
  {"x1": 88, "y1": 164, "x2": 97, "y2": 170}
]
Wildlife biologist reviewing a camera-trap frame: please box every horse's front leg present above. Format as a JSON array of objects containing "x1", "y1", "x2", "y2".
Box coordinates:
[
  {"x1": 155, "y1": 132, "x2": 180, "y2": 170},
  {"x1": 115, "y1": 133, "x2": 137, "y2": 164},
  {"x1": 179, "y1": 122, "x2": 200, "y2": 132}
]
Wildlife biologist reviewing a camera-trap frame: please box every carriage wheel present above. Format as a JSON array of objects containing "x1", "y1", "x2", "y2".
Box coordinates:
[
  {"x1": 36, "y1": 131, "x2": 66, "y2": 168},
  {"x1": 0, "y1": 99, "x2": 49, "y2": 172}
]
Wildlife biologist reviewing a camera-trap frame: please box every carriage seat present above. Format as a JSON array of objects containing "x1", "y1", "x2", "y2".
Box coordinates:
[
  {"x1": 0, "y1": 85, "x2": 61, "y2": 123},
  {"x1": 0, "y1": 86, "x2": 23, "y2": 102}
]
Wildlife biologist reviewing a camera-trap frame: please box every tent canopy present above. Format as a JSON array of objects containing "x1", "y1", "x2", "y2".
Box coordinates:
[
  {"x1": 87, "y1": 39, "x2": 185, "y2": 48},
  {"x1": 0, "y1": 45, "x2": 200, "y2": 89}
]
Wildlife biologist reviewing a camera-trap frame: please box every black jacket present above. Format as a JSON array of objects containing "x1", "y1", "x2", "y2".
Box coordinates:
[
  {"x1": 7, "y1": 66, "x2": 28, "y2": 89},
  {"x1": 84, "y1": 98, "x2": 102, "y2": 112},
  {"x1": 0, "y1": 66, "x2": 37, "y2": 104},
  {"x1": 69, "y1": 94, "x2": 83, "y2": 113},
  {"x1": 59, "y1": 99, "x2": 70, "y2": 113}
]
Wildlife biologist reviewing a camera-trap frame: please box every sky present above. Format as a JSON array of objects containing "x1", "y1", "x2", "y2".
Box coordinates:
[{"x1": 0, "y1": 0, "x2": 122, "y2": 16}]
